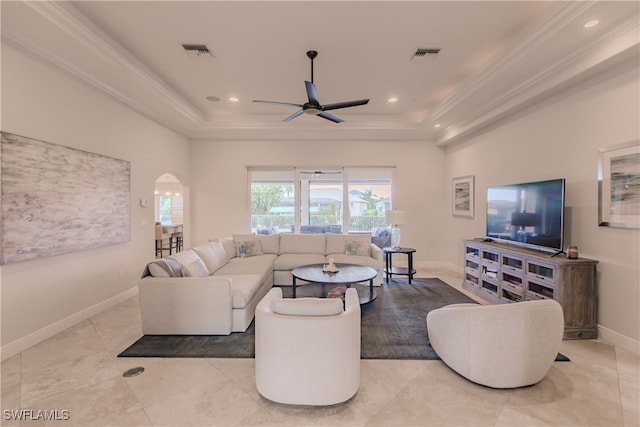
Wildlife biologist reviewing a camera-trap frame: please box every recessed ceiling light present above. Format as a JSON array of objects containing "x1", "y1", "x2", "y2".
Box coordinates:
[
  {"x1": 434, "y1": 124, "x2": 441, "y2": 128},
  {"x1": 584, "y1": 19, "x2": 599, "y2": 28},
  {"x1": 387, "y1": 97, "x2": 398, "y2": 103},
  {"x1": 229, "y1": 97, "x2": 239, "y2": 102}
]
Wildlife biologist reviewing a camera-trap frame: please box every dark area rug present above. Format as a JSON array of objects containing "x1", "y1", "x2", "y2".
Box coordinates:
[{"x1": 119, "y1": 278, "x2": 568, "y2": 361}]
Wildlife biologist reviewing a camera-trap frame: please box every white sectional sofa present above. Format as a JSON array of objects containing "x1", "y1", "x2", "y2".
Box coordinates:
[{"x1": 138, "y1": 233, "x2": 383, "y2": 335}]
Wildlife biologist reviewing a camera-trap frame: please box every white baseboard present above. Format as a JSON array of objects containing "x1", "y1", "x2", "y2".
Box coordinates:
[
  {"x1": 1, "y1": 287, "x2": 139, "y2": 361},
  {"x1": 597, "y1": 324, "x2": 640, "y2": 355},
  {"x1": 413, "y1": 261, "x2": 463, "y2": 275}
]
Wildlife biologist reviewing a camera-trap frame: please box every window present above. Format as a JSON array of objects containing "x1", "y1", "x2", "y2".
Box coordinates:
[
  {"x1": 154, "y1": 173, "x2": 183, "y2": 225},
  {"x1": 249, "y1": 167, "x2": 394, "y2": 234},
  {"x1": 249, "y1": 169, "x2": 295, "y2": 234},
  {"x1": 346, "y1": 168, "x2": 393, "y2": 233},
  {"x1": 155, "y1": 192, "x2": 183, "y2": 225},
  {"x1": 299, "y1": 169, "x2": 343, "y2": 234}
]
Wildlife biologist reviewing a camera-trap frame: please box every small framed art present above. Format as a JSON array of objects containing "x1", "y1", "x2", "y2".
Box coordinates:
[
  {"x1": 452, "y1": 175, "x2": 474, "y2": 218},
  {"x1": 598, "y1": 140, "x2": 640, "y2": 228}
]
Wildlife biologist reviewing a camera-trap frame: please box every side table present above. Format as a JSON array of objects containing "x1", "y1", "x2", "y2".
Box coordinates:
[{"x1": 383, "y1": 247, "x2": 416, "y2": 284}]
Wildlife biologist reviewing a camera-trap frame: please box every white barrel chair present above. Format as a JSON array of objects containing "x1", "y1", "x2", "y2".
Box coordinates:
[
  {"x1": 255, "y1": 287, "x2": 361, "y2": 405},
  {"x1": 427, "y1": 299, "x2": 564, "y2": 388}
]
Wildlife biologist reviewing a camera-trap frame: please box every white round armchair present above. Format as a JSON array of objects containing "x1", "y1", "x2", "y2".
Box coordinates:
[
  {"x1": 427, "y1": 299, "x2": 564, "y2": 388},
  {"x1": 255, "y1": 287, "x2": 361, "y2": 405}
]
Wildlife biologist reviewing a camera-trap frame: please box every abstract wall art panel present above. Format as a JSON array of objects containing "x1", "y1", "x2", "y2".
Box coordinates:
[{"x1": 1, "y1": 132, "x2": 130, "y2": 264}]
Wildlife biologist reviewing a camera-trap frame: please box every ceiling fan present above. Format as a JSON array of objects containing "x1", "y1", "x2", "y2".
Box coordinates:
[{"x1": 253, "y1": 50, "x2": 369, "y2": 123}]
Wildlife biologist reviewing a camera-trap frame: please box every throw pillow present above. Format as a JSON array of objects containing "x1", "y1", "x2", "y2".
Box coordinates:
[
  {"x1": 181, "y1": 258, "x2": 210, "y2": 277},
  {"x1": 236, "y1": 240, "x2": 263, "y2": 258},
  {"x1": 233, "y1": 233, "x2": 263, "y2": 258},
  {"x1": 345, "y1": 240, "x2": 367, "y2": 256},
  {"x1": 145, "y1": 258, "x2": 183, "y2": 277}
]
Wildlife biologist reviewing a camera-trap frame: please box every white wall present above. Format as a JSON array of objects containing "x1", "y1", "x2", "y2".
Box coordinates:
[
  {"x1": 189, "y1": 139, "x2": 447, "y2": 263},
  {"x1": 0, "y1": 44, "x2": 191, "y2": 358},
  {"x1": 3, "y1": 36, "x2": 637, "y2": 358},
  {"x1": 444, "y1": 58, "x2": 640, "y2": 345}
]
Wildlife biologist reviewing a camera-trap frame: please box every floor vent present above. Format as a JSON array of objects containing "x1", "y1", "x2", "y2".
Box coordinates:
[{"x1": 122, "y1": 367, "x2": 145, "y2": 378}]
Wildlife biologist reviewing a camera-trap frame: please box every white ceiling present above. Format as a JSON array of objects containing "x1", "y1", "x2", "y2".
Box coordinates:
[{"x1": 2, "y1": 1, "x2": 638, "y2": 144}]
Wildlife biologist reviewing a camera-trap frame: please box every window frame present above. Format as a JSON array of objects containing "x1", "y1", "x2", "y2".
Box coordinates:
[{"x1": 248, "y1": 166, "x2": 395, "y2": 234}]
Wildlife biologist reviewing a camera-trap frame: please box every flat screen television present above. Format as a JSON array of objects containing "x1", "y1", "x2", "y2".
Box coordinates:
[{"x1": 486, "y1": 178, "x2": 565, "y2": 253}]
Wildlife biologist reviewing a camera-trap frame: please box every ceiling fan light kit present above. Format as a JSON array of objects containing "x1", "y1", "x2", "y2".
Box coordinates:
[{"x1": 253, "y1": 50, "x2": 369, "y2": 123}]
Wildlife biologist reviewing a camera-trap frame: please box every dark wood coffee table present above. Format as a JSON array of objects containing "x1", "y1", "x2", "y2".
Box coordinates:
[{"x1": 291, "y1": 263, "x2": 377, "y2": 304}]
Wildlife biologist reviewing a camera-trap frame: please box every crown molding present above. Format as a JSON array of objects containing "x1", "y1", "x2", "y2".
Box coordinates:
[
  {"x1": 434, "y1": 9, "x2": 640, "y2": 146},
  {"x1": 466, "y1": 14, "x2": 640, "y2": 126},
  {"x1": 426, "y1": 1, "x2": 595, "y2": 126},
  {"x1": 14, "y1": 1, "x2": 206, "y2": 127}
]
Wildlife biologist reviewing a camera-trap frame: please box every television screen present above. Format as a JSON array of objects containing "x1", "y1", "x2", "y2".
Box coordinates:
[{"x1": 486, "y1": 179, "x2": 565, "y2": 252}]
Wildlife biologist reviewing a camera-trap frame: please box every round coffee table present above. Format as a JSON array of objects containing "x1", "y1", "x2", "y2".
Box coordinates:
[{"x1": 291, "y1": 263, "x2": 377, "y2": 304}]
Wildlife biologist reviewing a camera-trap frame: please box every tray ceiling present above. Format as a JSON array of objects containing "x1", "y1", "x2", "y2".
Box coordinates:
[{"x1": 2, "y1": 1, "x2": 638, "y2": 144}]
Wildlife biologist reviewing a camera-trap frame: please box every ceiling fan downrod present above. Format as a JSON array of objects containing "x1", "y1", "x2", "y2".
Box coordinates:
[{"x1": 307, "y1": 50, "x2": 317, "y2": 83}]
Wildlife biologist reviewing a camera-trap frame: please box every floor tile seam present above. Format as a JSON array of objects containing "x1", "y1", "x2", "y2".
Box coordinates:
[
  {"x1": 5, "y1": 353, "x2": 23, "y2": 415},
  {"x1": 236, "y1": 394, "x2": 280, "y2": 426},
  {"x1": 360, "y1": 378, "x2": 419, "y2": 426},
  {"x1": 135, "y1": 364, "x2": 239, "y2": 413},
  {"x1": 139, "y1": 405, "x2": 159, "y2": 427},
  {"x1": 208, "y1": 358, "x2": 259, "y2": 394},
  {"x1": 613, "y1": 350, "x2": 633, "y2": 426}
]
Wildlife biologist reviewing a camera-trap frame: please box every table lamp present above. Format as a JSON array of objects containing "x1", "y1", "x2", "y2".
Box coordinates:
[{"x1": 385, "y1": 210, "x2": 406, "y2": 249}]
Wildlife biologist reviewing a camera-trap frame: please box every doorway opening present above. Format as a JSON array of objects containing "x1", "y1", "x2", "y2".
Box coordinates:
[{"x1": 154, "y1": 173, "x2": 184, "y2": 257}]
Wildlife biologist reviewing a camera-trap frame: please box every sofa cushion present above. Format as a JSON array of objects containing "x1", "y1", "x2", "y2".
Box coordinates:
[
  {"x1": 272, "y1": 297, "x2": 343, "y2": 316},
  {"x1": 181, "y1": 258, "x2": 210, "y2": 277},
  {"x1": 256, "y1": 233, "x2": 280, "y2": 254},
  {"x1": 215, "y1": 274, "x2": 263, "y2": 309},
  {"x1": 279, "y1": 234, "x2": 326, "y2": 254},
  {"x1": 216, "y1": 254, "x2": 276, "y2": 278},
  {"x1": 214, "y1": 237, "x2": 236, "y2": 260},
  {"x1": 144, "y1": 258, "x2": 183, "y2": 277},
  {"x1": 233, "y1": 234, "x2": 264, "y2": 257},
  {"x1": 168, "y1": 249, "x2": 204, "y2": 270},
  {"x1": 273, "y1": 253, "x2": 326, "y2": 271},
  {"x1": 326, "y1": 233, "x2": 371, "y2": 256},
  {"x1": 193, "y1": 240, "x2": 228, "y2": 273}
]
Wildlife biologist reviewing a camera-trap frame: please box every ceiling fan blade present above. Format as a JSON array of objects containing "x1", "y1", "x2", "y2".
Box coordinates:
[
  {"x1": 283, "y1": 109, "x2": 304, "y2": 122},
  {"x1": 305, "y1": 81, "x2": 320, "y2": 105},
  {"x1": 322, "y1": 99, "x2": 370, "y2": 111},
  {"x1": 317, "y1": 111, "x2": 344, "y2": 123},
  {"x1": 253, "y1": 100, "x2": 303, "y2": 108}
]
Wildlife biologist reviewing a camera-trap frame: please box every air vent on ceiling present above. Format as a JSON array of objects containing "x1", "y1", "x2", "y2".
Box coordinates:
[
  {"x1": 412, "y1": 48, "x2": 441, "y2": 60},
  {"x1": 182, "y1": 44, "x2": 214, "y2": 58}
]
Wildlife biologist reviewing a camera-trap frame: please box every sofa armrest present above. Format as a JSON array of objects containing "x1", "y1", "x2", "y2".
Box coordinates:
[
  {"x1": 138, "y1": 276, "x2": 234, "y2": 335},
  {"x1": 370, "y1": 243, "x2": 384, "y2": 266}
]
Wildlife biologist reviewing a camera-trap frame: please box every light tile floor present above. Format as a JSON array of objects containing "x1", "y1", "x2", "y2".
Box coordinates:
[{"x1": 1, "y1": 267, "x2": 638, "y2": 426}]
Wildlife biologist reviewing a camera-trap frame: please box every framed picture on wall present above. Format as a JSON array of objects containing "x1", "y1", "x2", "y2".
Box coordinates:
[
  {"x1": 452, "y1": 175, "x2": 474, "y2": 218},
  {"x1": 598, "y1": 140, "x2": 640, "y2": 228}
]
